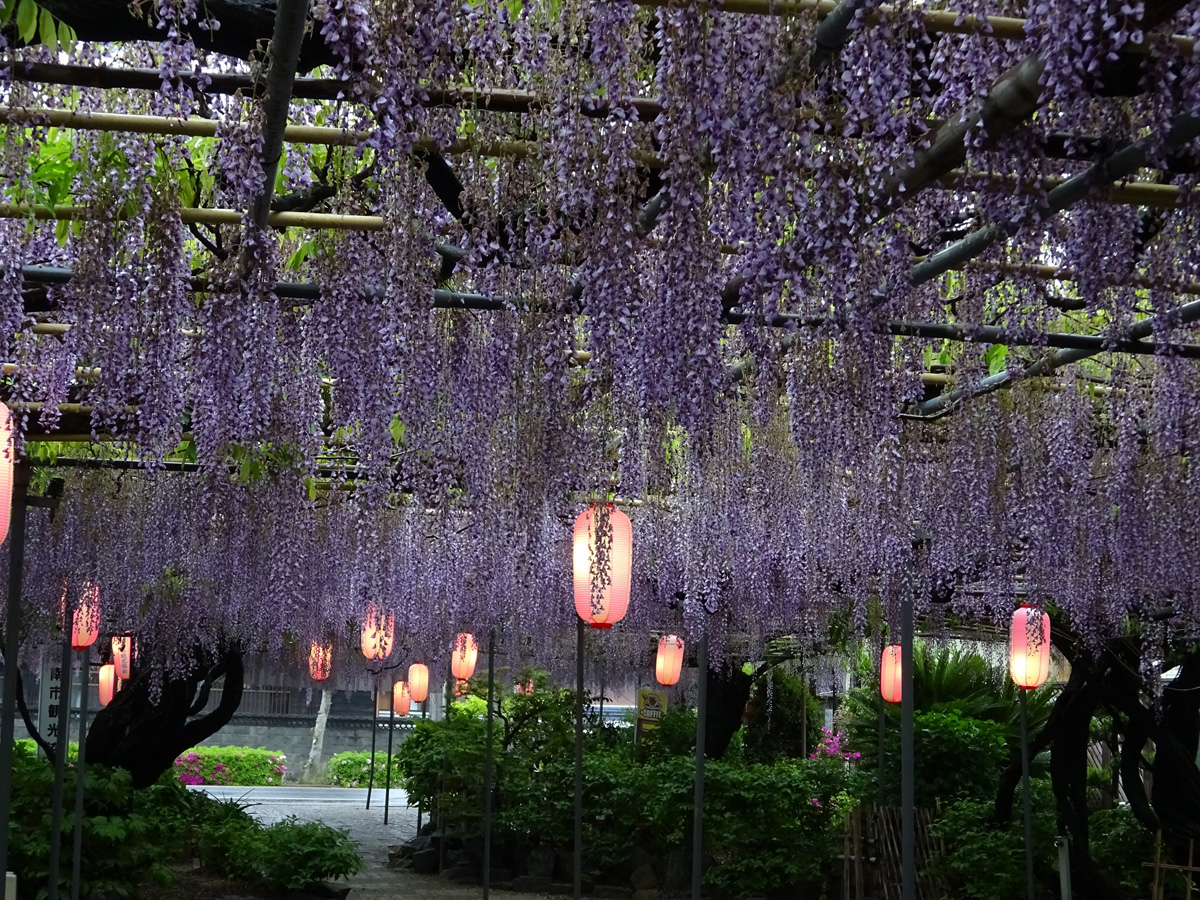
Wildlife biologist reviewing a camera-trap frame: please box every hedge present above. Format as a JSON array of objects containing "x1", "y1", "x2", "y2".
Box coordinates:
[
  {"x1": 173, "y1": 746, "x2": 288, "y2": 786},
  {"x1": 327, "y1": 750, "x2": 402, "y2": 787}
]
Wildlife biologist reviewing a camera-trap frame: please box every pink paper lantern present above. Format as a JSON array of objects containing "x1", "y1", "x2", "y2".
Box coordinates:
[
  {"x1": 111, "y1": 636, "x2": 132, "y2": 680},
  {"x1": 70, "y1": 584, "x2": 101, "y2": 651},
  {"x1": 451, "y1": 633, "x2": 478, "y2": 680},
  {"x1": 408, "y1": 663, "x2": 429, "y2": 703},
  {"x1": 572, "y1": 504, "x2": 633, "y2": 629},
  {"x1": 393, "y1": 681, "x2": 411, "y2": 716},
  {"x1": 309, "y1": 642, "x2": 332, "y2": 681},
  {"x1": 360, "y1": 607, "x2": 395, "y2": 662},
  {"x1": 655, "y1": 634, "x2": 685, "y2": 687},
  {"x1": 880, "y1": 645, "x2": 902, "y2": 704},
  {"x1": 1009, "y1": 606, "x2": 1051, "y2": 690},
  {"x1": 98, "y1": 664, "x2": 116, "y2": 707}
]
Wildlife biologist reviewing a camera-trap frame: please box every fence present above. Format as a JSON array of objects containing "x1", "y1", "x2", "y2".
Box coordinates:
[{"x1": 836, "y1": 805, "x2": 945, "y2": 900}]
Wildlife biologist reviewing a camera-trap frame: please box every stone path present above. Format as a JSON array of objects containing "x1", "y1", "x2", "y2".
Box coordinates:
[{"x1": 215, "y1": 786, "x2": 552, "y2": 900}]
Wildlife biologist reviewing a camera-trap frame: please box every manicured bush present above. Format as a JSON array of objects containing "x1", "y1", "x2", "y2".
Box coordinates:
[
  {"x1": 327, "y1": 750, "x2": 402, "y2": 787},
  {"x1": 5, "y1": 742, "x2": 361, "y2": 899},
  {"x1": 172, "y1": 745, "x2": 287, "y2": 786}
]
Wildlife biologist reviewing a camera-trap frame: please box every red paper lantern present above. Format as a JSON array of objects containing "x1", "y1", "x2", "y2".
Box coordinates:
[
  {"x1": 408, "y1": 663, "x2": 429, "y2": 703},
  {"x1": 98, "y1": 663, "x2": 116, "y2": 707},
  {"x1": 111, "y1": 636, "x2": 132, "y2": 680},
  {"x1": 393, "y1": 681, "x2": 411, "y2": 716},
  {"x1": 655, "y1": 634, "x2": 685, "y2": 687},
  {"x1": 70, "y1": 583, "x2": 101, "y2": 651},
  {"x1": 515, "y1": 680, "x2": 534, "y2": 695},
  {"x1": 1009, "y1": 606, "x2": 1051, "y2": 690},
  {"x1": 880, "y1": 644, "x2": 902, "y2": 704},
  {"x1": 451, "y1": 633, "x2": 478, "y2": 680},
  {"x1": 572, "y1": 504, "x2": 633, "y2": 629},
  {"x1": 360, "y1": 607, "x2": 395, "y2": 662},
  {"x1": 309, "y1": 642, "x2": 332, "y2": 681},
  {"x1": 0, "y1": 402, "x2": 13, "y2": 545}
]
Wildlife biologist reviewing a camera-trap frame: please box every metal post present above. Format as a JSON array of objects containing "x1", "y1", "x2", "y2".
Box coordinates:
[
  {"x1": 573, "y1": 619, "x2": 584, "y2": 900},
  {"x1": 877, "y1": 678, "x2": 886, "y2": 807},
  {"x1": 417, "y1": 703, "x2": 427, "y2": 834},
  {"x1": 692, "y1": 633, "x2": 708, "y2": 900},
  {"x1": 384, "y1": 692, "x2": 395, "y2": 825},
  {"x1": 1021, "y1": 689, "x2": 1036, "y2": 900},
  {"x1": 70, "y1": 657, "x2": 89, "y2": 900},
  {"x1": 598, "y1": 667, "x2": 605, "y2": 726},
  {"x1": 0, "y1": 463, "x2": 29, "y2": 879},
  {"x1": 366, "y1": 689, "x2": 378, "y2": 810},
  {"x1": 900, "y1": 591, "x2": 915, "y2": 900},
  {"x1": 1056, "y1": 836, "x2": 1072, "y2": 900},
  {"x1": 47, "y1": 636, "x2": 74, "y2": 900},
  {"x1": 483, "y1": 629, "x2": 496, "y2": 898}
]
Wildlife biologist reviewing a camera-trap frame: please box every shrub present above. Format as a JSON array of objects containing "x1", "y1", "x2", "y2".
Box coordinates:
[
  {"x1": 327, "y1": 750, "x2": 403, "y2": 787},
  {"x1": 172, "y1": 745, "x2": 287, "y2": 786}
]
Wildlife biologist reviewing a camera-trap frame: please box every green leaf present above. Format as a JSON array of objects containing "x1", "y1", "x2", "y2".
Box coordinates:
[
  {"x1": 57, "y1": 19, "x2": 75, "y2": 52},
  {"x1": 0, "y1": 1, "x2": 16, "y2": 27},
  {"x1": 55, "y1": 217, "x2": 69, "y2": 246},
  {"x1": 38, "y1": 6, "x2": 55, "y2": 47},
  {"x1": 16, "y1": 0, "x2": 37, "y2": 43}
]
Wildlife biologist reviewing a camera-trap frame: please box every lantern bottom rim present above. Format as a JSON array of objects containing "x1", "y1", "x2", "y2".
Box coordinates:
[{"x1": 589, "y1": 623, "x2": 613, "y2": 630}]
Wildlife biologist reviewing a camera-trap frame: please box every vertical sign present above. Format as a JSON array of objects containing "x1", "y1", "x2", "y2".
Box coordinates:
[
  {"x1": 635, "y1": 687, "x2": 668, "y2": 742},
  {"x1": 37, "y1": 649, "x2": 65, "y2": 759}
]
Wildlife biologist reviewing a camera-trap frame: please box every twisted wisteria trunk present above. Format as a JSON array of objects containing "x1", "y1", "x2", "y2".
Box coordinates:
[{"x1": 86, "y1": 646, "x2": 244, "y2": 788}]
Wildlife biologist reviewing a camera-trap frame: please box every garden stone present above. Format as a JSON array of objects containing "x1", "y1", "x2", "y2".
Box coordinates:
[
  {"x1": 526, "y1": 845, "x2": 557, "y2": 879},
  {"x1": 664, "y1": 850, "x2": 689, "y2": 891},
  {"x1": 630, "y1": 863, "x2": 657, "y2": 891},
  {"x1": 594, "y1": 886, "x2": 632, "y2": 899},
  {"x1": 513, "y1": 875, "x2": 551, "y2": 892},
  {"x1": 411, "y1": 847, "x2": 440, "y2": 874},
  {"x1": 440, "y1": 864, "x2": 478, "y2": 884}
]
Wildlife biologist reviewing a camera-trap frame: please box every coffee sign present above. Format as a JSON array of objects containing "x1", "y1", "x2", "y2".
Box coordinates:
[{"x1": 635, "y1": 687, "x2": 668, "y2": 742}]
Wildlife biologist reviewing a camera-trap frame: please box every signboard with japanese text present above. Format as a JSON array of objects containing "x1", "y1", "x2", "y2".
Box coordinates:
[{"x1": 37, "y1": 650, "x2": 66, "y2": 760}]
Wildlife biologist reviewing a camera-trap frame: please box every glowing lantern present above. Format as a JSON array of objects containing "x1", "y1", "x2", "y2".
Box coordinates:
[
  {"x1": 360, "y1": 607, "x2": 395, "y2": 662},
  {"x1": 393, "y1": 681, "x2": 411, "y2": 716},
  {"x1": 309, "y1": 642, "x2": 332, "y2": 681},
  {"x1": 655, "y1": 634, "x2": 685, "y2": 687},
  {"x1": 880, "y1": 644, "x2": 902, "y2": 704},
  {"x1": 1009, "y1": 606, "x2": 1051, "y2": 689},
  {"x1": 572, "y1": 504, "x2": 633, "y2": 629},
  {"x1": 0, "y1": 402, "x2": 12, "y2": 545},
  {"x1": 70, "y1": 583, "x2": 101, "y2": 651},
  {"x1": 111, "y1": 636, "x2": 132, "y2": 680},
  {"x1": 408, "y1": 663, "x2": 429, "y2": 703},
  {"x1": 98, "y1": 664, "x2": 116, "y2": 707},
  {"x1": 515, "y1": 680, "x2": 534, "y2": 695},
  {"x1": 451, "y1": 633, "x2": 478, "y2": 680}
]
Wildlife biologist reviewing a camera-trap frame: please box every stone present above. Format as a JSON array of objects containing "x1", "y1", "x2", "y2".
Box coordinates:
[
  {"x1": 440, "y1": 864, "x2": 478, "y2": 884},
  {"x1": 304, "y1": 885, "x2": 351, "y2": 900},
  {"x1": 628, "y1": 846, "x2": 655, "y2": 873},
  {"x1": 526, "y1": 845, "x2": 557, "y2": 879},
  {"x1": 664, "y1": 850, "x2": 689, "y2": 892},
  {"x1": 513, "y1": 875, "x2": 551, "y2": 893},
  {"x1": 630, "y1": 863, "x2": 657, "y2": 891},
  {"x1": 387, "y1": 844, "x2": 406, "y2": 861},
  {"x1": 411, "y1": 847, "x2": 440, "y2": 875},
  {"x1": 594, "y1": 886, "x2": 632, "y2": 899},
  {"x1": 488, "y1": 867, "x2": 515, "y2": 883},
  {"x1": 632, "y1": 891, "x2": 659, "y2": 900}
]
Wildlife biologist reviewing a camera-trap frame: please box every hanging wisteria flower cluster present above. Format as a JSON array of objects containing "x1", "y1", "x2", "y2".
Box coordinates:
[{"x1": 0, "y1": 0, "x2": 1198, "y2": 676}]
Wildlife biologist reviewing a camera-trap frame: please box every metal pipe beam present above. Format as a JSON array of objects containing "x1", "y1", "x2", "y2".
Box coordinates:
[
  {"x1": 0, "y1": 463, "x2": 28, "y2": 879},
  {"x1": 691, "y1": 633, "x2": 708, "y2": 900}
]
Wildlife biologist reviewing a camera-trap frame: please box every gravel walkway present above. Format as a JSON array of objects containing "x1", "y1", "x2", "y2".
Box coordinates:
[{"x1": 224, "y1": 787, "x2": 552, "y2": 900}]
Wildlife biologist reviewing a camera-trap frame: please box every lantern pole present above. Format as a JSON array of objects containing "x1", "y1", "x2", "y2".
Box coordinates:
[
  {"x1": 483, "y1": 628, "x2": 496, "y2": 900},
  {"x1": 416, "y1": 701, "x2": 427, "y2": 833},
  {"x1": 877, "y1": 637, "x2": 886, "y2": 808},
  {"x1": 383, "y1": 693, "x2": 394, "y2": 826},
  {"x1": 47, "y1": 632, "x2": 75, "y2": 900},
  {"x1": 691, "y1": 632, "x2": 708, "y2": 900},
  {"x1": 573, "y1": 618, "x2": 584, "y2": 900},
  {"x1": 69, "y1": 656, "x2": 90, "y2": 900},
  {"x1": 901, "y1": 527, "x2": 928, "y2": 900},
  {"x1": 366, "y1": 688, "x2": 378, "y2": 810},
  {"x1": 1020, "y1": 688, "x2": 1035, "y2": 900},
  {"x1": 0, "y1": 461, "x2": 28, "y2": 882}
]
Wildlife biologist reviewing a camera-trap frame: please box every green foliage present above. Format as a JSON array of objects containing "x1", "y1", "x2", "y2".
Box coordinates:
[
  {"x1": 842, "y1": 643, "x2": 1054, "y2": 803},
  {"x1": 742, "y1": 667, "x2": 823, "y2": 763},
  {"x1": 1088, "y1": 806, "x2": 1157, "y2": 897},
  {"x1": 930, "y1": 781, "x2": 1060, "y2": 900},
  {"x1": 172, "y1": 745, "x2": 288, "y2": 786},
  {"x1": 393, "y1": 686, "x2": 858, "y2": 897},
  {"x1": 326, "y1": 750, "x2": 403, "y2": 788},
  {"x1": 5, "y1": 743, "x2": 360, "y2": 899}
]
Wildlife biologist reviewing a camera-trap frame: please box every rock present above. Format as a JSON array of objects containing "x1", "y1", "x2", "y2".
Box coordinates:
[
  {"x1": 419, "y1": 819, "x2": 438, "y2": 836},
  {"x1": 664, "y1": 850, "x2": 689, "y2": 892},
  {"x1": 411, "y1": 847, "x2": 440, "y2": 875},
  {"x1": 628, "y1": 846, "x2": 655, "y2": 873},
  {"x1": 594, "y1": 886, "x2": 632, "y2": 899},
  {"x1": 526, "y1": 845, "x2": 557, "y2": 880},
  {"x1": 630, "y1": 864, "x2": 657, "y2": 891},
  {"x1": 513, "y1": 875, "x2": 551, "y2": 893},
  {"x1": 440, "y1": 864, "x2": 478, "y2": 884},
  {"x1": 386, "y1": 856, "x2": 412, "y2": 870},
  {"x1": 304, "y1": 885, "x2": 351, "y2": 900},
  {"x1": 488, "y1": 867, "x2": 515, "y2": 883},
  {"x1": 632, "y1": 891, "x2": 659, "y2": 900},
  {"x1": 387, "y1": 844, "x2": 406, "y2": 861}
]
